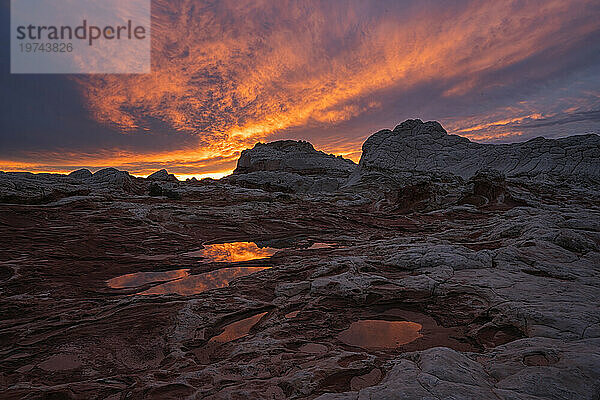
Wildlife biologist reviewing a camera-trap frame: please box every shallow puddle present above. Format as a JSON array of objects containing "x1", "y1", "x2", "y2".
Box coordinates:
[
  {"x1": 183, "y1": 240, "x2": 338, "y2": 262},
  {"x1": 210, "y1": 312, "x2": 268, "y2": 343},
  {"x1": 183, "y1": 242, "x2": 278, "y2": 262},
  {"x1": 338, "y1": 320, "x2": 423, "y2": 349},
  {"x1": 107, "y1": 269, "x2": 190, "y2": 288},
  {"x1": 137, "y1": 266, "x2": 270, "y2": 295},
  {"x1": 285, "y1": 310, "x2": 300, "y2": 319},
  {"x1": 110, "y1": 239, "x2": 335, "y2": 294},
  {"x1": 307, "y1": 242, "x2": 335, "y2": 249}
]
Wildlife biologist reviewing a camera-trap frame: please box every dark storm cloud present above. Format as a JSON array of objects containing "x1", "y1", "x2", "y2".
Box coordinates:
[{"x1": 518, "y1": 110, "x2": 600, "y2": 129}]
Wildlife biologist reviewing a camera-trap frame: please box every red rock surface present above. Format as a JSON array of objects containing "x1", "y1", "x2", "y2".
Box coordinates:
[{"x1": 1, "y1": 124, "x2": 599, "y2": 399}]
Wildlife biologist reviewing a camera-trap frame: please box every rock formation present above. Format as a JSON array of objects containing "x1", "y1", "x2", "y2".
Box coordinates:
[
  {"x1": 0, "y1": 167, "x2": 139, "y2": 204},
  {"x1": 233, "y1": 140, "x2": 356, "y2": 177},
  {"x1": 225, "y1": 140, "x2": 357, "y2": 193},
  {"x1": 343, "y1": 119, "x2": 599, "y2": 211},
  {"x1": 1, "y1": 120, "x2": 599, "y2": 399},
  {"x1": 89, "y1": 167, "x2": 134, "y2": 190},
  {"x1": 67, "y1": 168, "x2": 92, "y2": 180},
  {"x1": 358, "y1": 119, "x2": 600, "y2": 181},
  {"x1": 0, "y1": 171, "x2": 89, "y2": 204},
  {"x1": 147, "y1": 169, "x2": 179, "y2": 182}
]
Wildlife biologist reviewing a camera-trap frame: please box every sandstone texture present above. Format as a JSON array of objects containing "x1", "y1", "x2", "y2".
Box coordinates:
[
  {"x1": 225, "y1": 140, "x2": 357, "y2": 193},
  {"x1": 1, "y1": 121, "x2": 599, "y2": 399},
  {"x1": 357, "y1": 119, "x2": 600, "y2": 181},
  {"x1": 147, "y1": 169, "x2": 179, "y2": 182},
  {"x1": 233, "y1": 140, "x2": 356, "y2": 177},
  {"x1": 0, "y1": 167, "x2": 140, "y2": 204}
]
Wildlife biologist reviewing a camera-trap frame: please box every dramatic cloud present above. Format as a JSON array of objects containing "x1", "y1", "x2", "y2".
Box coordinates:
[{"x1": 1, "y1": 0, "x2": 599, "y2": 178}]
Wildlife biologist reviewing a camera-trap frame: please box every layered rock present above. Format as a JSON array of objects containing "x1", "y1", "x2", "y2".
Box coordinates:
[
  {"x1": 226, "y1": 140, "x2": 357, "y2": 193},
  {"x1": 2, "y1": 168, "x2": 599, "y2": 399},
  {"x1": 0, "y1": 167, "x2": 137, "y2": 204},
  {"x1": 1, "y1": 123, "x2": 600, "y2": 399},
  {"x1": 89, "y1": 168, "x2": 135, "y2": 191},
  {"x1": 460, "y1": 168, "x2": 516, "y2": 207},
  {"x1": 0, "y1": 172, "x2": 89, "y2": 204},
  {"x1": 358, "y1": 119, "x2": 600, "y2": 181},
  {"x1": 147, "y1": 169, "x2": 178, "y2": 182},
  {"x1": 339, "y1": 119, "x2": 600, "y2": 212},
  {"x1": 233, "y1": 140, "x2": 356, "y2": 177},
  {"x1": 67, "y1": 168, "x2": 92, "y2": 180}
]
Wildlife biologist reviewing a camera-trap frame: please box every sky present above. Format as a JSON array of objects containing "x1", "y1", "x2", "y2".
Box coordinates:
[{"x1": 1, "y1": 0, "x2": 599, "y2": 179}]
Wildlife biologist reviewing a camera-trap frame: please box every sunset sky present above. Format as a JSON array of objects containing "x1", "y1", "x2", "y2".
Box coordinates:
[{"x1": 1, "y1": 0, "x2": 599, "y2": 179}]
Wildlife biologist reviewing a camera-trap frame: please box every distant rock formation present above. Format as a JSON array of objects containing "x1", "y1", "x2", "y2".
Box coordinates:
[
  {"x1": 147, "y1": 169, "x2": 178, "y2": 182},
  {"x1": 226, "y1": 140, "x2": 357, "y2": 193},
  {"x1": 233, "y1": 140, "x2": 356, "y2": 177},
  {"x1": 0, "y1": 168, "x2": 137, "y2": 204},
  {"x1": 358, "y1": 119, "x2": 600, "y2": 181},
  {"x1": 89, "y1": 168, "x2": 134, "y2": 192},
  {"x1": 67, "y1": 169, "x2": 92, "y2": 180},
  {"x1": 0, "y1": 172, "x2": 89, "y2": 204},
  {"x1": 2, "y1": 119, "x2": 599, "y2": 205}
]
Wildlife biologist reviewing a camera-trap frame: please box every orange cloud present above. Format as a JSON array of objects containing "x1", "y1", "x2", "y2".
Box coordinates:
[
  {"x1": 80, "y1": 1, "x2": 598, "y2": 135},
  {"x1": 2, "y1": 0, "x2": 599, "y2": 175}
]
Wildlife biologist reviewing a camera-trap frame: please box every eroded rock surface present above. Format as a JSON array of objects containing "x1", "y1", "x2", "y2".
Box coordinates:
[
  {"x1": 1, "y1": 123, "x2": 599, "y2": 399},
  {"x1": 357, "y1": 119, "x2": 600, "y2": 181},
  {"x1": 233, "y1": 140, "x2": 356, "y2": 177},
  {"x1": 225, "y1": 140, "x2": 357, "y2": 193},
  {"x1": 147, "y1": 169, "x2": 179, "y2": 182}
]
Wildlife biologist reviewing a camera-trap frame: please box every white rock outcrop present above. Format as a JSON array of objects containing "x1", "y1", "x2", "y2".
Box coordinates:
[{"x1": 358, "y1": 119, "x2": 600, "y2": 181}]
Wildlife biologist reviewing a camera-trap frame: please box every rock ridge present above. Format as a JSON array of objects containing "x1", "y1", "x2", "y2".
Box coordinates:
[
  {"x1": 358, "y1": 119, "x2": 600, "y2": 181},
  {"x1": 233, "y1": 139, "x2": 356, "y2": 176},
  {"x1": 225, "y1": 140, "x2": 357, "y2": 193}
]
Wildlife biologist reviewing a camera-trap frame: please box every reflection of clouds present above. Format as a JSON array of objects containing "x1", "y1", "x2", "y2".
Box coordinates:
[
  {"x1": 139, "y1": 266, "x2": 270, "y2": 295},
  {"x1": 199, "y1": 242, "x2": 278, "y2": 262},
  {"x1": 338, "y1": 320, "x2": 423, "y2": 349},
  {"x1": 209, "y1": 312, "x2": 267, "y2": 343},
  {"x1": 107, "y1": 268, "x2": 189, "y2": 288}
]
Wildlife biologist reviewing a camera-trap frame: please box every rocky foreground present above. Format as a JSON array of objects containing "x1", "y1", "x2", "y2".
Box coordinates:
[{"x1": 1, "y1": 120, "x2": 599, "y2": 399}]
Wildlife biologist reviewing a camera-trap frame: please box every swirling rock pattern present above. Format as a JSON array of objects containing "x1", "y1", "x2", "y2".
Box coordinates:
[
  {"x1": 359, "y1": 119, "x2": 600, "y2": 181},
  {"x1": 1, "y1": 122, "x2": 599, "y2": 399}
]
